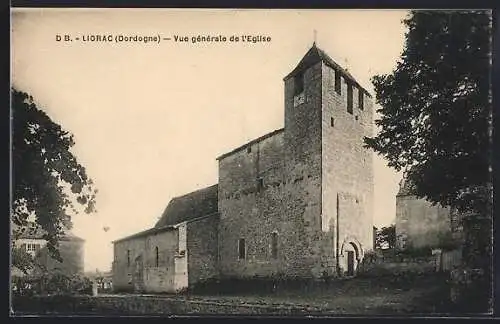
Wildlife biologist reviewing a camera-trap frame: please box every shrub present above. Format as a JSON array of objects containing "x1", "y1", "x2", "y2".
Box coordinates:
[{"x1": 12, "y1": 272, "x2": 92, "y2": 297}]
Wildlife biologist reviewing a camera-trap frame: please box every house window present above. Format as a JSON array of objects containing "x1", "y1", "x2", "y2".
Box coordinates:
[
  {"x1": 358, "y1": 88, "x2": 364, "y2": 110},
  {"x1": 257, "y1": 177, "x2": 264, "y2": 191},
  {"x1": 24, "y1": 243, "x2": 40, "y2": 252},
  {"x1": 294, "y1": 72, "x2": 304, "y2": 95},
  {"x1": 238, "y1": 238, "x2": 246, "y2": 260},
  {"x1": 347, "y1": 83, "x2": 353, "y2": 114},
  {"x1": 155, "y1": 246, "x2": 159, "y2": 267},
  {"x1": 271, "y1": 232, "x2": 278, "y2": 259},
  {"x1": 127, "y1": 250, "x2": 130, "y2": 266},
  {"x1": 330, "y1": 117, "x2": 335, "y2": 127},
  {"x1": 335, "y1": 70, "x2": 341, "y2": 95}
]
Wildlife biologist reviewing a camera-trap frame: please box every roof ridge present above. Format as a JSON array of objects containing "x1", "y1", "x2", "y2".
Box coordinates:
[
  {"x1": 284, "y1": 44, "x2": 371, "y2": 96},
  {"x1": 216, "y1": 128, "x2": 285, "y2": 161},
  {"x1": 171, "y1": 183, "x2": 218, "y2": 200}
]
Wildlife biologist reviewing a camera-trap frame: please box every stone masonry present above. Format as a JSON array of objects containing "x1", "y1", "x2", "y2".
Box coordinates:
[
  {"x1": 395, "y1": 176, "x2": 457, "y2": 250},
  {"x1": 113, "y1": 43, "x2": 375, "y2": 293}
]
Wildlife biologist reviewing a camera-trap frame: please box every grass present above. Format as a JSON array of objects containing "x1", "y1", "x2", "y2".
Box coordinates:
[
  {"x1": 177, "y1": 272, "x2": 454, "y2": 315},
  {"x1": 12, "y1": 272, "x2": 491, "y2": 316}
]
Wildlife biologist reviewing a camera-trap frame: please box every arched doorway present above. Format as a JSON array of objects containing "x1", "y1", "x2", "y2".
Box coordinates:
[
  {"x1": 132, "y1": 254, "x2": 144, "y2": 292},
  {"x1": 340, "y1": 238, "x2": 363, "y2": 277}
]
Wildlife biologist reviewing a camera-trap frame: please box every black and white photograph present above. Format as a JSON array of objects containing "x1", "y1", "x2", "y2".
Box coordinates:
[{"x1": 10, "y1": 8, "x2": 493, "y2": 317}]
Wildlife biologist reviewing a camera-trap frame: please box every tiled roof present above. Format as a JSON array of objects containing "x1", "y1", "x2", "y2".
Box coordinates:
[
  {"x1": 154, "y1": 184, "x2": 219, "y2": 228},
  {"x1": 284, "y1": 43, "x2": 371, "y2": 96},
  {"x1": 112, "y1": 224, "x2": 175, "y2": 244},
  {"x1": 112, "y1": 184, "x2": 219, "y2": 244}
]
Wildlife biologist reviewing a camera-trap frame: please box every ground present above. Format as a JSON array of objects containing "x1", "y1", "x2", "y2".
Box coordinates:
[
  {"x1": 13, "y1": 272, "x2": 476, "y2": 316},
  {"x1": 179, "y1": 272, "x2": 453, "y2": 315}
]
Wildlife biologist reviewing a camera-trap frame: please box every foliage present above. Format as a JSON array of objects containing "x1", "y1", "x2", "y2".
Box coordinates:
[
  {"x1": 11, "y1": 245, "x2": 35, "y2": 275},
  {"x1": 375, "y1": 225, "x2": 396, "y2": 249},
  {"x1": 11, "y1": 88, "x2": 97, "y2": 263},
  {"x1": 12, "y1": 272, "x2": 93, "y2": 297},
  {"x1": 364, "y1": 10, "x2": 492, "y2": 216},
  {"x1": 395, "y1": 246, "x2": 433, "y2": 259}
]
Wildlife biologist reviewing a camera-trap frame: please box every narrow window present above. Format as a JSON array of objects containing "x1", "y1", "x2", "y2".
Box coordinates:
[
  {"x1": 334, "y1": 70, "x2": 341, "y2": 95},
  {"x1": 238, "y1": 238, "x2": 246, "y2": 260},
  {"x1": 257, "y1": 177, "x2": 264, "y2": 192},
  {"x1": 271, "y1": 232, "x2": 278, "y2": 259},
  {"x1": 294, "y1": 72, "x2": 304, "y2": 95},
  {"x1": 347, "y1": 83, "x2": 353, "y2": 114},
  {"x1": 330, "y1": 117, "x2": 335, "y2": 127},
  {"x1": 358, "y1": 88, "x2": 364, "y2": 110},
  {"x1": 247, "y1": 146, "x2": 251, "y2": 153},
  {"x1": 127, "y1": 250, "x2": 130, "y2": 266},
  {"x1": 155, "y1": 246, "x2": 159, "y2": 267}
]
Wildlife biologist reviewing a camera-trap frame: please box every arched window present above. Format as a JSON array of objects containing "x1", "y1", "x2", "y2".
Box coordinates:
[{"x1": 155, "y1": 246, "x2": 159, "y2": 267}]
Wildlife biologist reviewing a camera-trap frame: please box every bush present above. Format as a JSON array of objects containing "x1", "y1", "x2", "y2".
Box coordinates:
[
  {"x1": 12, "y1": 272, "x2": 93, "y2": 297},
  {"x1": 449, "y1": 266, "x2": 492, "y2": 313}
]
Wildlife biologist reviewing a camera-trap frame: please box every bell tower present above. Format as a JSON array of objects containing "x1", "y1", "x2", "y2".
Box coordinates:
[
  {"x1": 282, "y1": 42, "x2": 375, "y2": 278},
  {"x1": 281, "y1": 43, "x2": 327, "y2": 278}
]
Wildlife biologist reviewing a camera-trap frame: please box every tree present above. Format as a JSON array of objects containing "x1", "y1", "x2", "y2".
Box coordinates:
[
  {"x1": 11, "y1": 88, "x2": 97, "y2": 267},
  {"x1": 365, "y1": 11, "x2": 492, "y2": 260},
  {"x1": 365, "y1": 11, "x2": 492, "y2": 217},
  {"x1": 364, "y1": 12, "x2": 492, "y2": 309},
  {"x1": 375, "y1": 225, "x2": 396, "y2": 250}
]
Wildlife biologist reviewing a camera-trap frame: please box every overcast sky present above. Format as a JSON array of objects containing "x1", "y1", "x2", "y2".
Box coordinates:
[{"x1": 11, "y1": 8, "x2": 408, "y2": 272}]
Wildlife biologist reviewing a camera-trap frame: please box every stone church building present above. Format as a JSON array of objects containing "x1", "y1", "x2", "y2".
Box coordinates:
[{"x1": 112, "y1": 43, "x2": 375, "y2": 293}]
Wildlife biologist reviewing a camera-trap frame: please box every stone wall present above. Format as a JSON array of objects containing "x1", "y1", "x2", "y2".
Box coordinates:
[
  {"x1": 282, "y1": 61, "x2": 324, "y2": 278},
  {"x1": 187, "y1": 216, "x2": 219, "y2": 286},
  {"x1": 321, "y1": 63, "x2": 374, "y2": 259},
  {"x1": 216, "y1": 60, "x2": 374, "y2": 280},
  {"x1": 112, "y1": 229, "x2": 179, "y2": 293},
  {"x1": 218, "y1": 130, "x2": 287, "y2": 278},
  {"x1": 395, "y1": 195, "x2": 452, "y2": 249}
]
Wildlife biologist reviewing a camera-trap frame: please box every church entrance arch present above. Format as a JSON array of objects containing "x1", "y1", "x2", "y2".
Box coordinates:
[{"x1": 340, "y1": 238, "x2": 363, "y2": 277}]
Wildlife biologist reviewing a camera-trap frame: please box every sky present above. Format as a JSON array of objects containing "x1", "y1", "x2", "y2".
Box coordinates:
[{"x1": 11, "y1": 9, "x2": 408, "y2": 272}]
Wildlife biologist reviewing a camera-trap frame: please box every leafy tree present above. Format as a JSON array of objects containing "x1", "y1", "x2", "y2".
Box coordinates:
[
  {"x1": 365, "y1": 10, "x2": 492, "y2": 216},
  {"x1": 375, "y1": 225, "x2": 397, "y2": 250},
  {"x1": 11, "y1": 88, "x2": 97, "y2": 266},
  {"x1": 364, "y1": 11, "x2": 492, "y2": 271}
]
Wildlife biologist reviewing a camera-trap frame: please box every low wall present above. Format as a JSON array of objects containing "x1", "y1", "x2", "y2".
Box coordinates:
[
  {"x1": 358, "y1": 250, "x2": 437, "y2": 277},
  {"x1": 12, "y1": 295, "x2": 324, "y2": 316}
]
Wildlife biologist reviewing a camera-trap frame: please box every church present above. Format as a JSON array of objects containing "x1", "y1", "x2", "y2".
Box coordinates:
[{"x1": 112, "y1": 43, "x2": 375, "y2": 293}]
